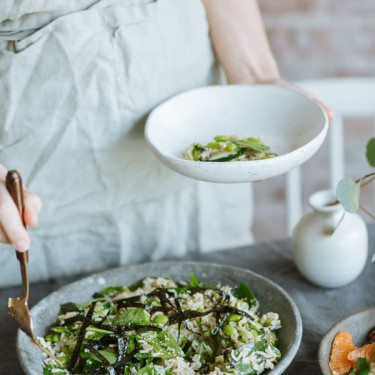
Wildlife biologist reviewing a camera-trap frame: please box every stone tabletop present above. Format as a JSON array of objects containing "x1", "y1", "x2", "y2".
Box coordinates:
[{"x1": 1, "y1": 224, "x2": 374, "y2": 374}]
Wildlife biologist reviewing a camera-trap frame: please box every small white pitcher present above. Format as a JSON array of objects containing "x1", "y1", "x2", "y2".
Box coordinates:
[{"x1": 292, "y1": 190, "x2": 368, "y2": 288}]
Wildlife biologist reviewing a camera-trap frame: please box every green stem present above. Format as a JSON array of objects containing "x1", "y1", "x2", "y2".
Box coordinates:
[{"x1": 359, "y1": 205, "x2": 375, "y2": 220}]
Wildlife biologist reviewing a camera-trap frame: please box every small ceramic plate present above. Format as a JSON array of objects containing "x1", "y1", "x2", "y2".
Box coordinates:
[
  {"x1": 17, "y1": 262, "x2": 302, "y2": 375},
  {"x1": 319, "y1": 307, "x2": 375, "y2": 375},
  {"x1": 145, "y1": 85, "x2": 328, "y2": 183}
]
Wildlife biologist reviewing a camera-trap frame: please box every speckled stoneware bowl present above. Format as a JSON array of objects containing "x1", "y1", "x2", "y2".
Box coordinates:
[
  {"x1": 319, "y1": 307, "x2": 375, "y2": 375},
  {"x1": 17, "y1": 262, "x2": 302, "y2": 375},
  {"x1": 145, "y1": 85, "x2": 328, "y2": 183}
]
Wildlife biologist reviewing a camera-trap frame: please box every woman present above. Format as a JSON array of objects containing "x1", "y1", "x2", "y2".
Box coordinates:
[{"x1": 0, "y1": 0, "x2": 331, "y2": 287}]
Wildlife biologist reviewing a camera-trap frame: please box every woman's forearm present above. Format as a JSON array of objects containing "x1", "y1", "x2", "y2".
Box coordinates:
[{"x1": 202, "y1": 0, "x2": 279, "y2": 84}]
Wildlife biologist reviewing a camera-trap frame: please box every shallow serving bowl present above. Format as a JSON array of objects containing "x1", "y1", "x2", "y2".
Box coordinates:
[
  {"x1": 145, "y1": 84, "x2": 328, "y2": 183},
  {"x1": 319, "y1": 307, "x2": 375, "y2": 375},
  {"x1": 18, "y1": 262, "x2": 302, "y2": 375}
]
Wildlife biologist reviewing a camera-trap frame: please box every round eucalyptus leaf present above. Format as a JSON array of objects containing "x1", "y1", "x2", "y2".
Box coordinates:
[
  {"x1": 366, "y1": 138, "x2": 375, "y2": 167},
  {"x1": 336, "y1": 177, "x2": 361, "y2": 213}
]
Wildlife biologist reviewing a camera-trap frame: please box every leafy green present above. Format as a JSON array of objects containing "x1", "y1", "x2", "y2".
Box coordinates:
[
  {"x1": 135, "y1": 331, "x2": 182, "y2": 360},
  {"x1": 234, "y1": 282, "x2": 257, "y2": 307},
  {"x1": 233, "y1": 343, "x2": 268, "y2": 375},
  {"x1": 187, "y1": 272, "x2": 203, "y2": 288},
  {"x1": 97, "y1": 286, "x2": 128, "y2": 297},
  {"x1": 358, "y1": 357, "x2": 369, "y2": 375},
  {"x1": 52, "y1": 326, "x2": 73, "y2": 334},
  {"x1": 234, "y1": 362, "x2": 257, "y2": 375},
  {"x1": 210, "y1": 150, "x2": 244, "y2": 162},
  {"x1": 235, "y1": 341, "x2": 268, "y2": 356},
  {"x1": 128, "y1": 278, "x2": 148, "y2": 292},
  {"x1": 233, "y1": 342, "x2": 281, "y2": 374},
  {"x1": 336, "y1": 177, "x2": 361, "y2": 212},
  {"x1": 114, "y1": 308, "x2": 150, "y2": 325},
  {"x1": 235, "y1": 140, "x2": 270, "y2": 152},
  {"x1": 366, "y1": 138, "x2": 375, "y2": 167},
  {"x1": 92, "y1": 350, "x2": 117, "y2": 364}
]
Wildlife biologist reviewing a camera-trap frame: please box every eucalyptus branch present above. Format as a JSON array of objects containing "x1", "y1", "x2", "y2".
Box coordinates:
[
  {"x1": 357, "y1": 172, "x2": 375, "y2": 188},
  {"x1": 359, "y1": 205, "x2": 375, "y2": 220}
]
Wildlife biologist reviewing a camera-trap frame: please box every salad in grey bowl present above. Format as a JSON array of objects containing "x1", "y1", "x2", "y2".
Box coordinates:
[{"x1": 17, "y1": 262, "x2": 302, "y2": 375}]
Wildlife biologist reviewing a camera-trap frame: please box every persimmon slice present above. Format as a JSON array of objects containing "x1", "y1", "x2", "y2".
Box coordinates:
[{"x1": 329, "y1": 330, "x2": 356, "y2": 375}]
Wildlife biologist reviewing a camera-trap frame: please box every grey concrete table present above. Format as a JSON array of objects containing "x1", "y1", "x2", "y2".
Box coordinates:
[{"x1": 1, "y1": 224, "x2": 374, "y2": 374}]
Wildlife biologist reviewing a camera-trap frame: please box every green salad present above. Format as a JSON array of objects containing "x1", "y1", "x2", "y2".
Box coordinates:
[
  {"x1": 183, "y1": 135, "x2": 277, "y2": 162},
  {"x1": 39, "y1": 274, "x2": 281, "y2": 375}
]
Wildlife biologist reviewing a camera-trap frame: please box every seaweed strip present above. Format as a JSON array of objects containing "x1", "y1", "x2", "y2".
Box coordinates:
[
  {"x1": 85, "y1": 353, "x2": 135, "y2": 375},
  {"x1": 168, "y1": 309, "x2": 214, "y2": 325},
  {"x1": 67, "y1": 301, "x2": 97, "y2": 372},
  {"x1": 100, "y1": 324, "x2": 161, "y2": 334},
  {"x1": 117, "y1": 301, "x2": 147, "y2": 309},
  {"x1": 60, "y1": 302, "x2": 81, "y2": 314}
]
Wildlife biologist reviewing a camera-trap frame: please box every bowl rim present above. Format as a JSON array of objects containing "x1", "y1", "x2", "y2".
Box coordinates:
[
  {"x1": 145, "y1": 84, "x2": 329, "y2": 164},
  {"x1": 17, "y1": 261, "x2": 303, "y2": 375}
]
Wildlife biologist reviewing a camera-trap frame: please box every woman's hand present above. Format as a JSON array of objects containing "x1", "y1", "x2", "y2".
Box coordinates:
[
  {"x1": 202, "y1": 0, "x2": 334, "y2": 122},
  {"x1": 0, "y1": 164, "x2": 41, "y2": 251}
]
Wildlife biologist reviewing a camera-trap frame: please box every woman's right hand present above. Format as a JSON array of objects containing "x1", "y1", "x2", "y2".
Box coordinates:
[{"x1": 0, "y1": 164, "x2": 42, "y2": 252}]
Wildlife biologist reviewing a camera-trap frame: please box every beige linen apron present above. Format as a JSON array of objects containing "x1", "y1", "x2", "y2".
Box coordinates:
[{"x1": 0, "y1": 0, "x2": 254, "y2": 287}]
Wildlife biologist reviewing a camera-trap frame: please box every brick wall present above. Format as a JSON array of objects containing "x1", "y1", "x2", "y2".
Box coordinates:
[
  {"x1": 260, "y1": 0, "x2": 375, "y2": 80},
  {"x1": 252, "y1": 1, "x2": 375, "y2": 242}
]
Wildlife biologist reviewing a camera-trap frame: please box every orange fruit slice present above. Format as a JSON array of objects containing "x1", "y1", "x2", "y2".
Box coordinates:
[
  {"x1": 347, "y1": 342, "x2": 375, "y2": 368},
  {"x1": 329, "y1": 330, "x2": 356, "y2": 375}
]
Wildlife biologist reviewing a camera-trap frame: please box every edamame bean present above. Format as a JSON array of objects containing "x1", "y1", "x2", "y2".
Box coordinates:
[
  {"x1": 223, "y1": 325, "x2": 238, "y2": 337},
  {"x1": 53, "y1": 334, "x2": 60, "y2": 343},
  {"x1": 193, "y1": 150, "x2": 201, "y2": 161},
  {"x1": 226, "y1": 143, "x2": 237, "y2": 151},
  {"x1": 45, "y1": 334, "x2": 54, "y2": 342},
  {"x1": 238, "y1": 330, "x2": 248, "y2": 342},
  {"x1": 207, "y1": 142, "x2": 220, "y2": 149},
  {"x1": 214, "y1": 135, "x2": 228, "y2": 142},
  {"x1": 153, "y1": 314, "x2": 169, "y2": 325},
  {"x1": 228, "y1": 314, "x2": 242, "y2": 322}
]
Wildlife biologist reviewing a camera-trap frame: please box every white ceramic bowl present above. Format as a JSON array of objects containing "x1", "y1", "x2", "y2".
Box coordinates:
[{"x1": 145, "y1": 85, "x2": 328, "y2": 183}]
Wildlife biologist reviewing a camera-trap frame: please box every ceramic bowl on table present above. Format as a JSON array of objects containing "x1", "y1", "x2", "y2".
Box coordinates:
[
  {"x1": 145, "y1": 84, "x2": 328, "y2": 183},
  {"x1": 319, "y1": 307, "x2": 375, "y2": 375},
  {"x1": 17, "y1": 262, "x2": 302, "y2": 375}
]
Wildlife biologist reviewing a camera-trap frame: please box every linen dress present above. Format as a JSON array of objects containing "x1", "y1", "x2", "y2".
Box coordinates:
[{"x1": 0, "y1": 0, "x2": 254, "y2": 287}]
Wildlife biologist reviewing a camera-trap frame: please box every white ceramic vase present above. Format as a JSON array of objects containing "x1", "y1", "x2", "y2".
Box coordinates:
[{"x1": 292, "y1": 190, "x2": 368, "y2": 288}]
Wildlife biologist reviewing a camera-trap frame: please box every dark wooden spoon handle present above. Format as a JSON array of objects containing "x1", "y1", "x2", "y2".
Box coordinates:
[{"x1": 5, "y1": 170, "x2": 29, "y2": 263}]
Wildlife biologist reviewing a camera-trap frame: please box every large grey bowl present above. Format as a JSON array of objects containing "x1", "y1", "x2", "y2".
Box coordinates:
[
  {"x1": 17, "y1": 262, "x2": 302, "y2": 374},
  {"x1": 319, "y1": 307, "x2": 375, "y2": 375}
]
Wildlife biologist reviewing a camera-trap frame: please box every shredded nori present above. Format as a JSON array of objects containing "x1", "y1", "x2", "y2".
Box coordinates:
[{"x1": 67, "y1": 301, "x2": 97, "y2": 372}]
